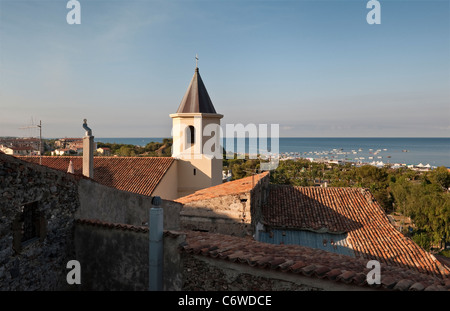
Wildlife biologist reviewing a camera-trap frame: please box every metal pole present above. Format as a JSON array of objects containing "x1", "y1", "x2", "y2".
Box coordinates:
[
  {"x1": 39, "y1": 120, "x2": 42, "y2": 165},
  {"x1": 149, "y1": 196, "x2": 163, "y2": 291}
]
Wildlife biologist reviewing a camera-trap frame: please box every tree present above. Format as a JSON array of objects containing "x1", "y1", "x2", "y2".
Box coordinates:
[
  {"x1": 429, "y1": 166, "x2": 450, "y2": 189},
  {"x1": 117, "y1": 146, "x2": 135, "y2": 157}
]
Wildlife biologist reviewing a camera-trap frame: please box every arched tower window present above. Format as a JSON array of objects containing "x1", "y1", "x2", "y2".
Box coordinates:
[{"x1": 187, "y1": 126, "x2": 195, "y2": 146}]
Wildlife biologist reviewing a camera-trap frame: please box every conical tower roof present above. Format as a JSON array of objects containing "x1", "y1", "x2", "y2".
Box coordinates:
[{"x1": 176, "y1": 67, "x2": 217, "y2": 114}]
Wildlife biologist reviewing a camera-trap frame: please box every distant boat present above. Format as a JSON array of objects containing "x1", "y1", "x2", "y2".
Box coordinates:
[
  {"x1": 387, "y1": 156, "x2": 391, "y2": 158},
  {"x1": 402, "y1": 150, "x2": 408, "y2": 152}
]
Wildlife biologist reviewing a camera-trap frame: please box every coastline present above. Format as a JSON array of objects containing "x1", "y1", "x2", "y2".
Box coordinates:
[{"x1": 95, "y1": 137, "x2": 450, "y2": 168}]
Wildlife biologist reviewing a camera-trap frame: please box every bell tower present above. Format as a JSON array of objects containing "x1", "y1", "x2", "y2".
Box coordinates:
[{"x1": 170, "y1": 60, "x2": 223, "y2": 197}]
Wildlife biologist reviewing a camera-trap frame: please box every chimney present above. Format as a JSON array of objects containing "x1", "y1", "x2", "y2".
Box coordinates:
[
  {"x1": 82, "y1": 119, "x2": 94, "y2": 178},
  {"x1": 67, "y1": 160, "x2": 74, "y2": 174}
]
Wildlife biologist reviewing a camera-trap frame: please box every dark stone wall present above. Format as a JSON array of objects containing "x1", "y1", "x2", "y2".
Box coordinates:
[
  {"x1": 181, "y1": 254, "x2": 320, "y2": 291},
  {"x1": 0, "y1": 154, "x2": 79, "y2": 290}
]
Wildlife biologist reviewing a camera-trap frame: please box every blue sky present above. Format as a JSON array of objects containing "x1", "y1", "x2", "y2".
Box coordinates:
[{"x1": 0, "y1": 0, "x2": 449, "y2": 138}]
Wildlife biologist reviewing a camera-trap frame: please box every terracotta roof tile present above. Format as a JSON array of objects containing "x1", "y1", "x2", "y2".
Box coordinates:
[
  {"x1": 18, "y1": 156, "x2": 174, "y2": 196},
  {"x1": 381, "y1": 276, "x2": 397, "y2": 289},
  {"x1": 75, "y1": 219, "x2": 149, "y2": 233},
  {"x1": 393, "y1": 279, "x2": 415, "y2": 291},
  {"x1": 326, "y1": 268, "x2": 343, "y2": 280},
  {"x1": 263, "y1": 185, "x2": 450, "y2": 278},
  {"x1": 182, "y1": 231, "x2": 449, "y2": 291},
  {"x1": 176, "y1": 171, "x2": 269, "y2": 204},
  {"x1": 409, "y1": 282, "x2": 425, "y2": 291}
]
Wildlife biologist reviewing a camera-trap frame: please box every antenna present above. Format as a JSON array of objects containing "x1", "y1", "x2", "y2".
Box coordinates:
[{"x1": 19, "y1": 119, "x2": 42, "y2": 165}]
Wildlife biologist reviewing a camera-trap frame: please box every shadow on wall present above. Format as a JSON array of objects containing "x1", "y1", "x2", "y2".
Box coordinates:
[
  {"x1": 179, "y1": 198, "x2": 253, "y2": 237},
  {"x1": 177, "y1": 161, "x2": 214, "y2": 198},
  {"x1": 73, "y1": 220, "x2": 185, "y2": 291}
]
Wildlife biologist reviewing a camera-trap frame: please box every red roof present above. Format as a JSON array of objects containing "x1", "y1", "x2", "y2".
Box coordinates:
[
  {"x1": 264, "y1": 185, "x2": 450, "y2": 278},
  {"x1": 18, "y1": 156, "x2": 175, "y2": 196},
  {"x1": 176, "y1": 172, "x2": 269, "y2": 204}
]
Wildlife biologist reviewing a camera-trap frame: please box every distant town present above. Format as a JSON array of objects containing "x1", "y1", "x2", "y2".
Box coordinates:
[{"x1": 0, "y1": 136, "x2": 172, "y2": 158}]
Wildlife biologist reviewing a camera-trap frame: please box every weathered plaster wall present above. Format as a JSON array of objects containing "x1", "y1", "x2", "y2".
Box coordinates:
[{"x1": 76, "y1": 178, "x2": 181, "y2": 230}]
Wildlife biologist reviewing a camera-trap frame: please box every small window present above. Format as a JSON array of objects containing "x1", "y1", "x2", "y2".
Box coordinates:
[
  {"x1": 21, "y1": 202, "x2": 39, "y2": 243},
  {"x1": 12, "y1": 201, "x2": 46, "y2": 253},
  {"x1": 193, "y1": 168, "x2": 196, "y2": 176}
]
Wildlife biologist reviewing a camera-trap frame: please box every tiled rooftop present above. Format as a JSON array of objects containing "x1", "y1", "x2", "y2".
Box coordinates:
[
  {"x1": 263, "y1": 185, "x2": 450, "y2": 278},
  {"x1": 176, "y1": 171, "x2": 269, "y2": 204},
  {"x1": 182, "y1": 230, "x2": 450, "y2": 291},
  {"x1": 18, "y1": 156, "x2": 174, "y2": 196}
]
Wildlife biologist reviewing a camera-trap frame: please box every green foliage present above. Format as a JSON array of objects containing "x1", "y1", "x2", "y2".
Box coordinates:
[
  {"x1": 224, "y1": 158, "x2": 260, "y2": 180},
  {"x1": 390, "y1": 176, "x2": 450, "y2": 246},
  {"x1": 96, "y1": 139, "x2": 173, "y2": 157},
  {"x1": 411, "y1": 231, "x2": 432, "y2": 251},
  {"x1": 429, "y1": 166, "x2": 450, "y2": 189},
  {"x1": 439, "y1": 249, "x2": 450, "y2": 258}
]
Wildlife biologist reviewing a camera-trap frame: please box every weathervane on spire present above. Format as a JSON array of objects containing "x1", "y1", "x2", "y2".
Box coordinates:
[{"x1": 195, "y1": 54, "x2": 199, "y2": 68}]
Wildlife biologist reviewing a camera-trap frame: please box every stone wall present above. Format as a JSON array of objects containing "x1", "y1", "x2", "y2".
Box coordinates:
[
  {"x1": 180, "y1": 193, "x2": 252, "y2": 236},
  {"x1": 0, "y1": 153, "x2": 182, "y2": 291},
  {"x1": 182, "y1": 255, "x2": 320, "y2": 291},
  {"x1": 73, "y1": 221, "x2": 185, "y2": 291},
  {"x1": 181, "y1": 254, "x2": 371, "y2": 291},
  {"x1": 0, "y1": 154, "x2": 79, "y2": 290}
]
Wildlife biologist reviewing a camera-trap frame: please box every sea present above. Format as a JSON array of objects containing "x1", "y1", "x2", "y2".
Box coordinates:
[{"x1": 95, "y1": 137, "x2": 450, "y2": 168}]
